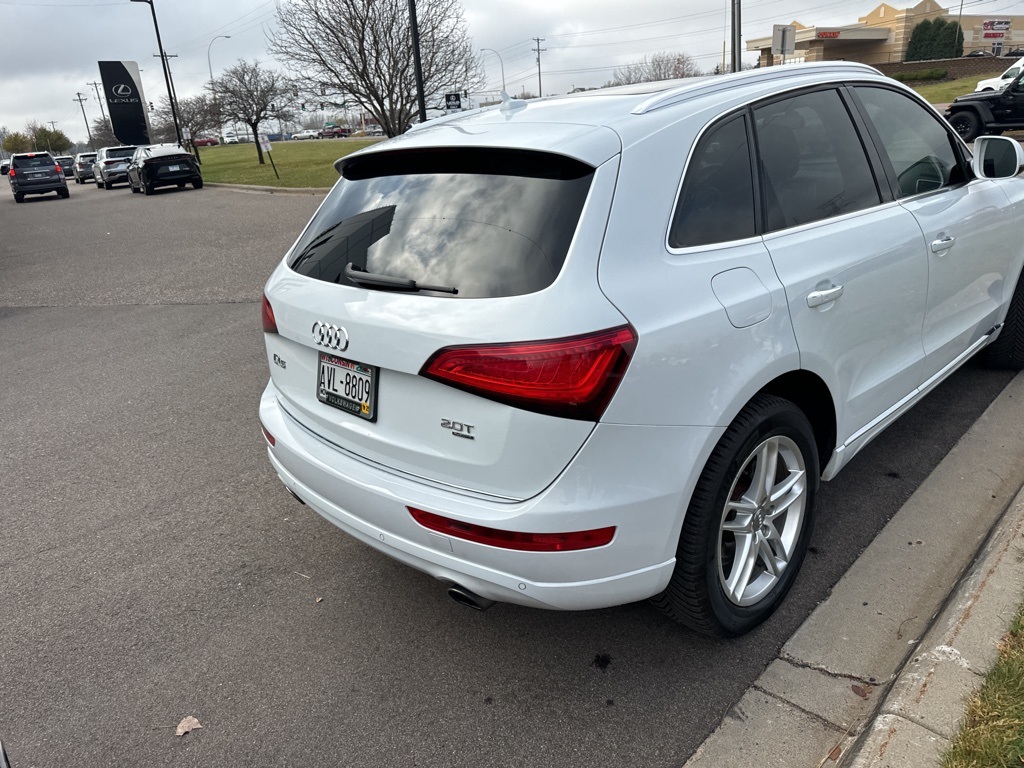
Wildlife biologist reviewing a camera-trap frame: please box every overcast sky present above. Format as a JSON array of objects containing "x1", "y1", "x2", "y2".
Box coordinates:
[{"x1": 3, "y1": 0, "x2": 1024, "y2": 144}]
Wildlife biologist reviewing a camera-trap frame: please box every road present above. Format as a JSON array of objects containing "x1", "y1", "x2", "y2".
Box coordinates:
[{"x1": 0, "y1": 181, "x2": 1015, "y2": 768}]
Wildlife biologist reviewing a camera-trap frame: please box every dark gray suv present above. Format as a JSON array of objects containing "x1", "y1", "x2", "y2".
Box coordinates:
[{"x1": 8, "y1": 152, "x2": 70, "y2": 203}]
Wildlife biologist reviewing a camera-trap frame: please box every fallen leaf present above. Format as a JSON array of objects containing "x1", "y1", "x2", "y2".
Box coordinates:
[
  {"x1": 851, "y1": 684, "x2": 873, "y2": 700},
  {"x1": 175, "y1": 716, "x2": 202, "y2": 737},
  {"x1": 829, "y1": 744, "x2": 843, "y2": 761}
]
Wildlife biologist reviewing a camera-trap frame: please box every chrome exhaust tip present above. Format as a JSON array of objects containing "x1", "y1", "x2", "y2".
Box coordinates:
[{"x1": 447, "y1": 584, "x2": 496, "y2": 612}]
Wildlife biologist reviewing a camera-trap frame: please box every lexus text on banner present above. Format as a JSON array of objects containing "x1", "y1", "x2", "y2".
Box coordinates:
[{"x1": 98, "y1": 61, "x2": 151, "y2": 146}]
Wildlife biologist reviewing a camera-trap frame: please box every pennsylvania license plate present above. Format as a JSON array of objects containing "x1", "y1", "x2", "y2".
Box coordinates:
[{"x1": 316, "y1": 352, "x2": 378, "y2": 422}]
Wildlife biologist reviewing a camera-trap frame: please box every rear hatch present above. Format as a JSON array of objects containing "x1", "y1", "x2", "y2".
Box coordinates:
[
  {"x1": 102, "y1": 147, "x2": 136, "y2": 174},
  {"x1": 12, "y1": 154, "x2": 59, "y2": 189},
  {"x1": 263, "y1": 144, "x2": 632, "y2": 501}
]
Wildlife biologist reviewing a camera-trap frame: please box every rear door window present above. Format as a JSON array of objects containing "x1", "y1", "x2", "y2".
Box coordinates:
[
  {"x1": 754, "y1": 89, "x2": 882, "y2": 231},
  {"x1": 289, "y1": 148, "x2": 595, "y2": 298}
]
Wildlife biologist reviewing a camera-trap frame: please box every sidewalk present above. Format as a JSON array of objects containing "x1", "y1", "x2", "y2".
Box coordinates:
[{"x1": 684, "y1": 371, "x2": 1024, "y2": 768}]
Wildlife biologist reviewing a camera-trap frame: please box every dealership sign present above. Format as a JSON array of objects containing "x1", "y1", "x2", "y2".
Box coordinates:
[
  {"x1": 984, "y1": 19, "x2": 1012, "y2": 31},
  {"x1": 817, "y1": 30, "x2": 841, "y2": 39},
  {"x1": 98, "y1": 61, "x2": 151, "y2": 146}
]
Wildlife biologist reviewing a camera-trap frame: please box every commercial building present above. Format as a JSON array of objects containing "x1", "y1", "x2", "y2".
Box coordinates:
[{"x1": 747, "y1": 0, "x2": 1024, "y2": 66}]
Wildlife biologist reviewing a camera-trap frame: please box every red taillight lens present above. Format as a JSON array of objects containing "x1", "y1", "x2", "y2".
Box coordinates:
[
  {"x1": 261, "y1": 294, "x2": 278, "y2": 334},
  {"x1": 408, "y1": 507, "x2": 615, "y2": 552},
  {"x1": 419, "y1": 325, "x2": 637, "y2": 421},
  {"x1": 260, "y1": 423, "x2": 276, "y2": 446},
  {"x1": 54, "y1": 164, "x2": 62, "y2": 174},
  {"x1": 7, "y1": 169, "x2": 13, "y2": 177}
]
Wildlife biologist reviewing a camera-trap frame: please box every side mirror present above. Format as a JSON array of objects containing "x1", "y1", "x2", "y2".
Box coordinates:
[{"x1": 972, "y1": 135, "x2": 1024, "y2": 178}]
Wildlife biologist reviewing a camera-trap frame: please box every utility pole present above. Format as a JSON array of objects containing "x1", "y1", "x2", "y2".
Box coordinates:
[
  {"x1": 74, "y1": 93, "x2": 94, "y2": 148},
  {"x1": 47, "y1": 121, "x2": 58, "y2": 131},
  {"x1": 87, "y1": 81, "x2": 108, "y2": 123},
  {"x1": 731, "y1": 0, "x2": 742, "y2": 75},
  {"x1": 408, "y1": 0, "x2": 428, "y2": 125},
  {"x1": 533, "y1": 37, "x2": 546, "y2": 97}
]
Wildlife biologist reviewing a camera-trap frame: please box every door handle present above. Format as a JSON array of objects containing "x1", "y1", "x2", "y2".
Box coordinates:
[
  {"x1": 930, "y1": 236, "x2": 956, "y2": 253},
  {"x1": 806, "y1": 285, "x2": 844, "y2": 308}
]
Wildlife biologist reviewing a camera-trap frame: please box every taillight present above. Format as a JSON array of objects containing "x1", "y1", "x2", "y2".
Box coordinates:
[
  {"x1": 408, "y1": 507, "x2": 615, "y2": 552},
  {"x1": 419, "y1": 325, "x2": 637, "y2": 421},
  {"x1": 55, "y1": 165, "x2": 62, "y2": 174},
  {"x1": 7, "y1": 169, "x2": 13, "y2": 178},
  {"x1": 261, "y1": 293, "x2": 278, "y2": 334}
]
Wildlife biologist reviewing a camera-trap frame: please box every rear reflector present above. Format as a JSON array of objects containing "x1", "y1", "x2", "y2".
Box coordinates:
[
  {"x1": 260, "y1": 423, "x2": 276, "y2": 446},
  {"x1": 419, "y1": 325, "x2": 637, "y2": 421},
  {"x1": 408, "y1": 507, "x2": 615, "y2": 552},
  {"x1": 261, "y1": 294, "x2": 278, "y2": 334}
]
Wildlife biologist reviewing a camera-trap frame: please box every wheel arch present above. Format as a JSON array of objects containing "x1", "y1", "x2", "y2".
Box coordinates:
[{"x1": 757, "y1": 370, "x2": 836, "y2": 475}]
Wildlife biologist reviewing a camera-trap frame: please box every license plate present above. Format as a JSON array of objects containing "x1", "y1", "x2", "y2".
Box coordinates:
[
  {"x1": 31, "y1": 172, "x2": 47, "y2": 179},
  {"x1": 167, "y1": 164, "x2": 181, "y2": 172},
  {"x1": 316, "y1": 352, "x2": 378, "y2": 422}
]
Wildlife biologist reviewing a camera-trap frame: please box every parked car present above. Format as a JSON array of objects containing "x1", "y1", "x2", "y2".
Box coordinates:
[
  {"x1": 292, "y1": 129, "x2": 320, "y2": 140},
  {"x1": 963, "y1": 50, "x2": 995, "y2": 57},
  {"x1": 193, "y1": 136, "x2": 219, "y2": 147},
  {"x1": 319, "y1": 124, "x2": 352, "y2": 138},
  {"x1": 974, "y1": 56, "x2": 1024, "y2": 92},
  {"x1": 72, "y1": 152, "x2": 97, "y2": 183},
  {"x1": 92, "y1": 146, "x2": 138, "y2": 189},
  {"x1": 259, "y1": 61, "x2": 1024, "y2": 637},
  {"x1": 0, "y1": 160, "x2": 9, "y2": 176},
  {"x1": 945, "y1": 70, "x2": 1024, "y2": 141},
  {"x1": 126, "y1": 144, "x2": 203, "y2": 195},
  {"x1": 7, "y1": 151, "x2": 70, "y2": 202}
]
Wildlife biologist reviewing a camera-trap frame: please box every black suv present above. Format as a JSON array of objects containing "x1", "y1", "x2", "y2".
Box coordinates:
[
  {"x1": 944, "y1": 74, "x2": 1024, "y2": 141},
  {"x1": 8, "y1": 152, "x2": 70, "y2": 203}
]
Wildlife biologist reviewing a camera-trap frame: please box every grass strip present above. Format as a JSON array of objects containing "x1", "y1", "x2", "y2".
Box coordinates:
[
  {"x1": 942, "y1": 604, "x2": 1024, "y2": 768},
  {"x1": 193, "y1": 139, "x2": 380, "y2": 189}
]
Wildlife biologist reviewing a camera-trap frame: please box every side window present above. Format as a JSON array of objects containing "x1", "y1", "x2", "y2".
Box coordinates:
[
  {"x1": 853, "y1": 86, "x2": 963, "y2": 197},
  {"x1": 669, "y1": 114, "x2": 756, "y2": 248},
  {"x1": 754, "y1": 89, "x2": 881, "y2": 232}
]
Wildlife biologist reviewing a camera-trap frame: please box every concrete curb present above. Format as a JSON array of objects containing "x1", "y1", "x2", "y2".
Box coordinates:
[
  {"x1": 203, "y1": 182, "x2": 330, "y2": 195},
  {"x1": 683, "y1": 372, "x2": 1024, "y2": 768}
]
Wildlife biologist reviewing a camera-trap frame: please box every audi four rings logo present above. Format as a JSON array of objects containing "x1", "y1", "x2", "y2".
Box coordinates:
[
  {"x1": 312, "y1": 321, "x2": 350, "y2": 351},
  {"x1": 112, "y1": 84, "x2": 132, "y2": 97}
]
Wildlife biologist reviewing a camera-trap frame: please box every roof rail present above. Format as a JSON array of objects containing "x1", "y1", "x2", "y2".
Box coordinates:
[{"x1": 631, "y1": 61, "x2": 882, "y2": 115}]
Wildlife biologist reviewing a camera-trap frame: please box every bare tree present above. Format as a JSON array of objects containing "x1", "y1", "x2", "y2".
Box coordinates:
[
  {"x1": 89, "y1": 118, "x2": 118, "y2": 148},
  {"x1": 608, "y1": 52, "x2": 702, "y2": 87},
  {"x1": 152, "y1": 94, "x2": 218, "y2": 157},
  {"x1": 268, "y1": 0, "x2": 482, "y2": 137},
  {"x1": 210, "y1": 59, "x2": 294, "y2": 164}
]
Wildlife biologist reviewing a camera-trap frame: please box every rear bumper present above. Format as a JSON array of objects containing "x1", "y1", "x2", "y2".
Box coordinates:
[
  {"x1": 12, "y1": 180, "x2": 66, "y2": 195},
  {"x1": 260, "y1": 383, "x2": 720, "y2": 611}
]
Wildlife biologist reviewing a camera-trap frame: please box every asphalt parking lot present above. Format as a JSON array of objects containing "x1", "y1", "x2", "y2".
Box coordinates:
[{"x1": 0, "y1": 181, "x2": 1016, "y2": 767}]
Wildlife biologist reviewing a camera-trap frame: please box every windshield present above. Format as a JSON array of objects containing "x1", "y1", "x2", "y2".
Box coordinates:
[{"x1": 289, "y1": 148, "x2": 595, "y2": 299}]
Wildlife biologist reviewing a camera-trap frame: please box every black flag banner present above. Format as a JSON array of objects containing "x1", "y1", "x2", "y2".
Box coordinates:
[{"x1": 98, "y1": 61, "x2": 151, "y2": 145}]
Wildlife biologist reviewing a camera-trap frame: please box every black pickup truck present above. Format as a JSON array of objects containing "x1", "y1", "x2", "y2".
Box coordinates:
[{"x1": 944, "y1": 74, "x2": 1024, "y2": 142}]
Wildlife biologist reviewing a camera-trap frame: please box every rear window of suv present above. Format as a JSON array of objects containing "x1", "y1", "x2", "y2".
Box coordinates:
[
  {"x1": 288, "y1": 148, "x2": 595, "y2": 299},
  {"x1": 106, "y1": 147, "x2": 136, "y2": 159},
  {"x1": 12, "y1": 154, "x2": 55, "y2": 169}
]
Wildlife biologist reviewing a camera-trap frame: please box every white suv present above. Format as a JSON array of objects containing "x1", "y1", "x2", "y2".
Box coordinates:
[
  {"x1": 260, "y1": 62, "x2": 1024, "y2": 636},
  {"x1": 975, "y1": 56, "x2": 1024, "y2": 91}
]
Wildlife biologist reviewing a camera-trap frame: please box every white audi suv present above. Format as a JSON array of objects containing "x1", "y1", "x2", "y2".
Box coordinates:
[{"x1": 260, "y1": 62, "x2": 1024, "y2": 636}]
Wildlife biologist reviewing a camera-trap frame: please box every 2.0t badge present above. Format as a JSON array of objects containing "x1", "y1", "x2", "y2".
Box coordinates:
[{"x1": 312, "y1": 321, "x2": 349, "y2": 352}]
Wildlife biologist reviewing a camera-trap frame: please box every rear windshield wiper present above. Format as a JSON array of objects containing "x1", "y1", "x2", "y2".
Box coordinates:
[{"x1": 344, "y1": 263, "x2": 458, "y2": 294}]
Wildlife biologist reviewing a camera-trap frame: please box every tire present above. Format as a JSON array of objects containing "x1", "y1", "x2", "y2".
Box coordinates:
[
  {"x1": 948, "y1": 111, "x2": 982, "y2": 142},
  {"x1": 103, "y1": 179, "x2": 113, "y2": 190},
  {"x1": 983, "y1": 275, "x2": 1024, "y2": 370},
  {"x1": 59, "y1": 189, "x2": 69, "y2": 199},
  {"x1": 192, "y1": 179, "x2": 203, "y2": 189},
  {"x1": 14, "y1": 193, "x2": 23, "y2": 203},
  {"x1": 652, "y1": 394, "x2": 819, "y2": 636},
  {"x1": 130, "y1": 181, "x2": 139, "y2": 193},
  {"x1": 142, "y1": 182, "x2": 153, "y2": 196}
]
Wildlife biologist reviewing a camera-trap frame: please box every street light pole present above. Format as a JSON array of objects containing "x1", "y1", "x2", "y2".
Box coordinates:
[
  {"x1": 479, "y1": 48, "x2": 506, "y2": 91},
  {"x1": 130, "y1": 0, "x2": 182, "y2": 145},
  {"x1": 208, "y1": 35, "x2": 230, "y2": 138}
]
